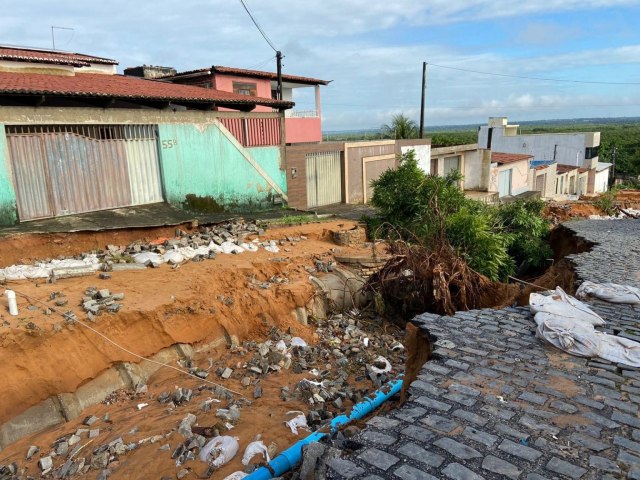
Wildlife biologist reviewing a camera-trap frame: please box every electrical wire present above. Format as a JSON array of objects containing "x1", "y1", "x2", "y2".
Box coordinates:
[
  {"x1": 427, "y1": 62, "x2": 640, "y2": 86},
  {"x1": 246, "y1": 55, "x2": 276, "y2": 71},
  {"x1": 11, "y1": 289, "x2": 243, "y2": 397},
  {"x1": 238, "y1": 0, "x2": 278, "y2": 52}
]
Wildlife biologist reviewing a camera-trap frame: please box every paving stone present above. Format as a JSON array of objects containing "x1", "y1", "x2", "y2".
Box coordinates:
[
  {"x1": 411, "y1": 380, "x2": 446, "y2": 396},
  {"x1": 589, "y1": 455, "x2": 621, "y2": 474},
  {"x1": 400, "y1": 425, "x2": 437, "y2": 443},
  {"x1": 574, "y1": 396, "x2": 605, "y2": 410},
  {"x1": 433, "y1": 437, "x2": 482, "y2": 460},
  {"x1": 629, "y1": 466, "x2": 640, "y2": 480},
  {"x1": 473, "y1": 367, "x2": 501, "y2": 378},
  {"x1": 423, "y1": 363, "x2": 451, "y2": 375},
  {"x1": 496, "y1": 424, "x2": 530, "y2": 441},
  {"x1": 618, "y1": 449, "x2": 640, "y2": 466},
  {"x1": 414, "y1": 395, "x2": 452, "y2": 412},
  {"x1": 582, "y1": 411, "x2": 621, "y2": 429},
  {"x1": 358, "y1": 448, "x2": 399, "y2": 471},
  {"x1": 614, "y1": 435, "x2": 640, "y2": 453},
  {"x1": 393, "y1": 464, "x2": 438, "y2": 480},
  {"x1": 593, "y1": 384, "x2": 623, "y2": 400},
  {"x1": 326, "y1": 458, "x2": 365, "y2": 479},
  {"x1": 360, "y1": 430, "x2": 397, "y2": 446},
  {"x1": 367, "y1": 417, "x2": 401, "y2": 429},
  {"x1": 462, "y1": 426, "x2": 498, "y2": 447},
  {"x1": 583, "y1": 374, "x2": 617, "y2": 388},
  {"x1": 549, "y1": 400, "x2": 578, "y2": 413},
  {"x1": 523, "y1": 406, "x2": 556, "y2": 420},
  {"x1": 445, "y1": 359, "x2": 470, "y2": 371},
  {"x1": 421, "y1": 414, "x2": 459, "y2": 433},
  {"x1": 518, "y1": 391, "x2": 548, "y2": 405},
  {"x1": 534, "y1": 384, "x2": 566, "y2": 398},
  {"x1": 526, "y1": 474, "x2": 549, "y2": 480},
  {"x1": 498, "y1": 439, "x2": 542, "y2": 461},
  {"x1": 519, "y1": 415, "x2": 560, "y2": 436},
  {"x1": 449, "y1": 383, "x2": 481, "y2": 397},
  {"x1": 444, "y1": 393, "x2": 477, "y2": 407},
  {"x1": 612, "y1": 411, "x2": 640, "y2": 428},
  {"x1": 396, "y1": 443, "x2": 445, "y2": 468},
  {"x1": 546, "y1": 456, "x2": 587, "y2": 479},
  {"x1": 569, "y1": 432, "x2": 609, "y2": 451},
  {"x1": 481, "y1": 404, "x2": 516, "y2": 420},
  {"x1": 604, "y1": 397, "x2": 639, "y2": 414},
  {"x1": 452, "y1": 409, "x2": 488, "y2": 426},
  {"x1": 442, "y1": 462, "x2": 485, "y2": 480},
  {"x1": 482, "y1": 455, "x2": 521, "y2": 480},
  {"x1": 394, "y1": 406, "x2": 426, "y2": 423}
]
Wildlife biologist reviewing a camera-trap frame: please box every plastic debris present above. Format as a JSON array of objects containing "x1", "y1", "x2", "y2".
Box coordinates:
[
  {"x1": 199, "y1": 436, "x2": 239, "y2": 468},
  {"x1": 369, "y1": 355, "x2": 392, "y2": 375},
  {"x1": 284, "y1": 411, "x2": 309, "y2": 435},
  {"x1": 576, "y1": 281, "x2": 640, "y2": 305},
  {"x1": 290, "y1": 337, "x2": 308, "y2": 348},
  {"x1": 132, "y1": 252, "x2": 163, "y2": 268},
  {"x1": 241, "y1": 440, "x2": 270, "y2": 465},
  {"x1": 275, "y1": 340, "x2": 287, "y2": 352},
  {"x1": 163, "y1": 250, "x2": 185, "y2": 265},
  {"x1": 220, "y1": 242, "x2": 245, "y2": 254}
]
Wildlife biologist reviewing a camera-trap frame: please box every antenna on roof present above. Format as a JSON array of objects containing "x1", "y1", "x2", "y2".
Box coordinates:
[{"x1": 51, "y1": 26, "x2": 74, "y2": 50}]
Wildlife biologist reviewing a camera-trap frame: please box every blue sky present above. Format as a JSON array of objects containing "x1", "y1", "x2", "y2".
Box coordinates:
[{"x1": 2, "y1": 1, "x2": 640, "y2": 130}]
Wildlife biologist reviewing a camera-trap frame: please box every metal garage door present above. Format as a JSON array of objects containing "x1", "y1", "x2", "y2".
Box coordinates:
[
  {"x1": 6, "y1": 125, "x2": 163, "y2": 221},
  {"x1": 306, "y1": 151, "x2": 342, "y2": 208}
]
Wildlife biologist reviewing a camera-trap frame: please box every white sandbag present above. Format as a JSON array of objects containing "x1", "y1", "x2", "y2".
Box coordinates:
[
  {"x1": 529, "y1": 287, "x2": 605, "y2": 326},
  {"x1": 576, "y1": 281, "x2": 640, "y2": 305},
  {"x1": 199, "y1": 436, "x2": 239, "y2": 468},
  {"x1": 241, "y1": 440, "x2": 270, "y2": 465},
  {"x1": 193, "y1": 245, "x2": 211, "y2": 257},
  {"x1": 240, "y1": 242, "x2": 259, "y2": 252},
  {"x1": 132, "y1": 252, "x2": 164, "y2": 267},
  {"x1": 535, "y1": 316, "x2": 601, "y2": 358},
  {"x1": 176, "y1": 246, "x2": 198, "y2": 260},
  {"x1": 208, "y1": 241, "x2": 224, "y2": 254},
  {"x1": 0, "y1": 264, "x2": 50, "y2": 280},
  {"x1": 223, "y1": 473, "x2": 248, "y2": 480},
  {"x1": 221, "y1": 242, "x2": 245, "y2": 254},
  {"x1": 163, "y1": 250, "x2": 185, "y2": 265},
  {"x1": 264, "y1": 241, "x2": 280, "y2": 253},
  {"x1": 598, "y1": 334, "x2": 640, "y2": 366},
  {"x1": 284, "y1": 411, "x2": 309, "y2": 435}
]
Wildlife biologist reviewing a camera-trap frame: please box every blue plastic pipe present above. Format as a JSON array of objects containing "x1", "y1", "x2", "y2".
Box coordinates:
[{"x1": 245, "y1": 375, "x2": 404, "y2": 480}]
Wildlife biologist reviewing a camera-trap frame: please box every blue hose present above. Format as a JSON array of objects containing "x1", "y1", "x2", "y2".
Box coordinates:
[{"x1": 245, "y1": 376, "x2": 404, "y2": 480}]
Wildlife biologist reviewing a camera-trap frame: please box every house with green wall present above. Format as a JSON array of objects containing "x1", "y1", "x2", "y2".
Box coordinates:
[{"x1": 0, "y1": 45, "x2": 293, "y2": 225}]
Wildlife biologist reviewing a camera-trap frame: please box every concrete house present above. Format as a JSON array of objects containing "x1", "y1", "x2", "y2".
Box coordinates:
[
  {"x1": 154, "y1": 66, "x2": 329, "y2": 145},
  {"x1": 0, "y1": 46, "x2": 294, "y2": 225},
  {"x1": 490, "y1": 152, "x2": 532, "y2": 198},
  {"x1": 478, "y1": 117, "x2": 610, "y2": 195}
]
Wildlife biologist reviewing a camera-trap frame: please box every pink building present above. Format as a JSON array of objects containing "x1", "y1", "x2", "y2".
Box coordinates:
[{"x1": 162, "y1": 66, "x2": 329, "y2": 145}]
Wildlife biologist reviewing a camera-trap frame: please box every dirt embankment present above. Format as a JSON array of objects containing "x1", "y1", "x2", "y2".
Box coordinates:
[{"x1": 0, "y1": 221, "x2": 363, "y2": 426}]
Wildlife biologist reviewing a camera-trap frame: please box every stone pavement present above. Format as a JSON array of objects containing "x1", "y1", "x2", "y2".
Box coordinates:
[{"x1": 324, "y1": 219, "x2": 640, "y2": 479}]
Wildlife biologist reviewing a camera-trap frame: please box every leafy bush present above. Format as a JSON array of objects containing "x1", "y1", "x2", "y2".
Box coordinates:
[
  {"x1": 369, "y1": 151, "x2": 552, "y2": 281},
  {"x1": 594, "y1": 189, "x2": 618, "y2": 216}
]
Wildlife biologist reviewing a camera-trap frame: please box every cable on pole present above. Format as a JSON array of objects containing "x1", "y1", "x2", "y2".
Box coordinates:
[{"x1": 238, "y1": 0, "x2": 278, "y2": 52}]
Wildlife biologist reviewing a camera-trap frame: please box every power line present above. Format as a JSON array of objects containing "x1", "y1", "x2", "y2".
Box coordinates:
[
  {"x1": 246, "y1": 55, "x2": 276, "y2": 71},
  {"x1": 427, "y1": 62, "x2": 640, "y2": 86},
  {"x1": 238, "y1": 0, "x2": 278, "y2": 52}
]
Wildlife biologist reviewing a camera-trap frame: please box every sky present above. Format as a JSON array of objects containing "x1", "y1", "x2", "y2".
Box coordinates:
[{"x1": 2, "y1": 1, "x2": 640, "y2": 131}]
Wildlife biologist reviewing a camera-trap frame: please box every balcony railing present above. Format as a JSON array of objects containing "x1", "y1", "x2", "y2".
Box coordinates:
[{"x1": 284, "y1": 109, "x2": 318, "y2": 118}]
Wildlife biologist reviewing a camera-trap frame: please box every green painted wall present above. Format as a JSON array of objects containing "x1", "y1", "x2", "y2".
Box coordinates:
[
  {"x1": 0, "y1": 125, "x2": 17, "y2": 225},
  {"x1": 158, "y1": 123, "x2": 285, "y2": 213}
]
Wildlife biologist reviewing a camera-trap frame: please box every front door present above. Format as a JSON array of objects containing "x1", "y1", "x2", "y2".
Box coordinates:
[{"x1": 498, "y1": 169, "x2": 512, "y2": 197}]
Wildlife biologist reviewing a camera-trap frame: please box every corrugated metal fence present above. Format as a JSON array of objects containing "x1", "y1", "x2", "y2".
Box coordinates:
[
  {"x1": 6, "y1": 125, "x2": 163, "y2": 221},
  {"x1": 306, "y1": 151, "x2": 342, "y2": 208},
  {"x1": 219, "y1": 117, "x2": 281, "y2": 147}
]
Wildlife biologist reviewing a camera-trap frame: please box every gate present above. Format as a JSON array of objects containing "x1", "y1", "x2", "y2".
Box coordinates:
[
  {"x1": 498, "y1": 169, "x2": 512, "y2": 197},
  {"x1": 6, "y1": 125, "x2": 163, "y2": 221},
  {"x1": 306, "y1": 151, "x2": 342, "y2": 208}
]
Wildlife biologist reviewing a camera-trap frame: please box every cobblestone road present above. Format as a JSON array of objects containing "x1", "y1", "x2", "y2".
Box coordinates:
[{"x1": 325, "y1": 219, "x2": 640, "y2": 479}]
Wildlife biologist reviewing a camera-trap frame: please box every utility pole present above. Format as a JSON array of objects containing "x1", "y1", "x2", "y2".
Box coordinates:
[
  {"x1": 419, "y1": 62, "x2": 426, "y2": 139},
  {"x1": 276, "y1": 51, "x2": 283, "y2": 101},
  {"x1": 611, "y1": 145, "x2": 617, "y2": 187}
]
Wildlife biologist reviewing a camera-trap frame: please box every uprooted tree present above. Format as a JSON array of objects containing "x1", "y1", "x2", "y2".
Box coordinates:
[{"x1": 365, "y1": 150, "x2": 551, "y2": 318}]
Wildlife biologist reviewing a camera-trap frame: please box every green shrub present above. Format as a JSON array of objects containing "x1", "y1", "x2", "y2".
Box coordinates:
[{"x1": 594, "y1": 189, "x2": 618, "y2": 216}]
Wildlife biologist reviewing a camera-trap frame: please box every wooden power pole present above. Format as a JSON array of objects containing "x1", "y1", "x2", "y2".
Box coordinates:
[
  {"x1": 419, "y1": 62, "x2": 426, "y2": 139},
  {"x1": 276, "y1": 51, "x2": 283, "y2": 100}
]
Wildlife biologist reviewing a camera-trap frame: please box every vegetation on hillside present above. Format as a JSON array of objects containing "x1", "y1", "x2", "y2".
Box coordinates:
[{"x1": 367, "y1": 150, "x2": 552, "y2": 282}]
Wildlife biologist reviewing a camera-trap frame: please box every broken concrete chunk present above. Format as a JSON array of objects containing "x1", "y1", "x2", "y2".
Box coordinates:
[
  {"x1": 221, "y1": 367, "x2": 233, "y2": 379},
  {"x1": 38, "y1": 456, "x2": 53, "y2": 472},
  {"x1": 26, "y1": 445, "x2": 39, "y2": 460},
  {"x1": 97, "y1": 289, "x2": 111, "y2": 299},
  {"x1": 83, "y1": 415, "x2": 99, "y2": 426}
]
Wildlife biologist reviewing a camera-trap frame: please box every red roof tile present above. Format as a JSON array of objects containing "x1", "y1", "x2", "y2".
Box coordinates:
[
  {"x1": 0, "y1": 71, "x2": 293, "y2": 108},
  {"x1": 491, "y1": 152, "x2": 533, "y2": 165},
  {"x1": 556, "y1": 164, "x2": 579, "y2": 174},
  {"x1": 166, "y1": 66, "x2": 329, "y2": 85},
  {"x1": 0, "y1": 46, "x2": 117, "y2": 67},
  {"x1": 577, "y1": 167, "x2": 589, "y2": 173}
]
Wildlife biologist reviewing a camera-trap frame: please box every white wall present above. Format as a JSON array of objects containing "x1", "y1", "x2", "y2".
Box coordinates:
[
  {"x1": 594, "y1": 168, "x2": 610, "y2": 193},
  {"x1": 478, "y1": 123, "x2": 599, "y2": 168},
  {"x1": 401, "y1": 144, "x2": 431, "y2": 174}
]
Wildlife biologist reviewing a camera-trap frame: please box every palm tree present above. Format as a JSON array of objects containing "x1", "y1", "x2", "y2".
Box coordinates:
[{"x1": 381, "y1": 113, "x2": 418, "y2": 139}]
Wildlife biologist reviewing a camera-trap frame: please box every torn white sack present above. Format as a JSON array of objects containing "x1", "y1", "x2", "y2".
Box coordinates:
[
  {"x1": 241, "y1": 440, "x2": 270, "y2": 465},
  {"x1": 576, "y1": 281, "x2": 640, "y2": 305},
  {"x1": 199, "y1": 436, "x2": 239, "y2": 468}
]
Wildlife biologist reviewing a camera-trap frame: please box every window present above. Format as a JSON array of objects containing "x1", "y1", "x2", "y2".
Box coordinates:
[
  {"x1": 233, "y1": 82, "x2": 257, "y2": 96},
  {"x1": 585, "y1": 146, "x2": 599, "y2": 159}
]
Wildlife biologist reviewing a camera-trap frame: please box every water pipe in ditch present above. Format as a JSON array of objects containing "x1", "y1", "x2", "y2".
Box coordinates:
[{"x1": 245, "y1": 375, "x2": 404, "y2": 480}]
